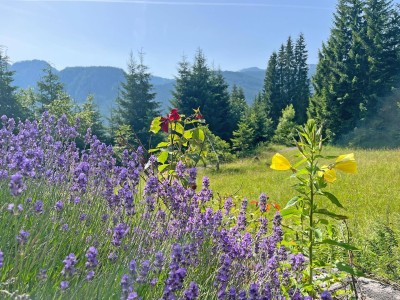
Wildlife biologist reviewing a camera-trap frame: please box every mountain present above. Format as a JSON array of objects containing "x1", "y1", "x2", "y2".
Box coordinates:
[{"x1": 9, "y1": 60, "x2": 317, "y2": 119}]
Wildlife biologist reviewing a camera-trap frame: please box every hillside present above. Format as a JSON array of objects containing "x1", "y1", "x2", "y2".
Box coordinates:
[{"x1": 10, "y1": 60, "x2": 317, "y2": 118}]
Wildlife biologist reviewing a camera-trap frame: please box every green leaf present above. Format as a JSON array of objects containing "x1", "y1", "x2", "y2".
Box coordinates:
[
  {"x1": 281, "y1": 207, "x2": 301, "y2": 217},
  {"x1": 183, "y1": 130, "x2": 193, "y2": 139},
  {"x1": 322, "y1": 191, "x2": 344, "y2": 208},
  {"x1": 315, "y1": 209, "x2": 348, "y2": 220},
  {"x1": 149, "y1": 117, "x2": 161, "y2": 133},
  {"x1": 317, "y1": 239, "x2": 359, "y2": 251},
  {"x1": 192, "y1": 128, "x2": 205, "y2": 142},
  {"x1": 158, "y1": 163, "x2": 170, "y2": 172},
  {"x1": 335, "y1": 261, "x2": 364, "y2": 276},
  {"x1": 284, "y1": 196, "x2": 300, "y2": 209},
  {"x1": 157, "y1": 151, "x2": 169, "y2": 164},
  {"x1": 156, "y1": 141, "x2": 169, "y2": 148},
  {"x1": 173, "y1": 122, "x2": 184, "y2": 135}
]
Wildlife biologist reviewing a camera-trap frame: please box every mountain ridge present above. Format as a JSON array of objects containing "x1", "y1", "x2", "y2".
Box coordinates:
[{"x1": 9, "y1": 60, "x2": 316, "y2": 118}]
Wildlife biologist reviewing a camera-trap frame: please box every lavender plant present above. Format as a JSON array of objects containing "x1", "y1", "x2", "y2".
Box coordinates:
[{"x1": 0, "y1": 113, "x2": 332, "y2": 299}]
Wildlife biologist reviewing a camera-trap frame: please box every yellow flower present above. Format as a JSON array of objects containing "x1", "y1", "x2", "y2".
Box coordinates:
[
  {"x1": 318, "y1": 166, "x2": 337, "y2": 183},
  {"x1": 270, "y1": 153, "x2": 292, "y2": 171},
  {"x1": 334, "y1": 153, "x2": 357, "y2": 173}
]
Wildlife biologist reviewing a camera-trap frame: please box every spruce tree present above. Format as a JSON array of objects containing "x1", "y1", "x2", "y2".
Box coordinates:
[
  {"x1": 171, "y1": 49, "x2": 233, "y2": 140},
  {"x1": 114, "y1": 52, "x2": 160, "y2": 147},
  {"x1": 229, "y1": 84, "x2": 248, "y2": 131},
  {"x1": 0, "y1": 47, "x2": 22, "y2": 118},
  {"x1": 293, "y1": 33, "x2": 310, "y2": 124},
  {"x1": 37, "y1": 65, "x2": 64, "y2": 113}
]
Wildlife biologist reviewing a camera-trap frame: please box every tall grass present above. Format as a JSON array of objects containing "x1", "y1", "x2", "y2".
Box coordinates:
[{"x1": 200, "y1": 146, "x2": 400, "y2": 280}]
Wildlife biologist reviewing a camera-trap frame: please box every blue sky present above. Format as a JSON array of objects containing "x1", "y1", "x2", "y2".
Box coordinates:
[{"x1": 1, "y1": 0, "x2": 396, "y2": 78}]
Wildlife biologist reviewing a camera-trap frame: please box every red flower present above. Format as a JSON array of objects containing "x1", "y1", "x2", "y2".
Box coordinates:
[
  {"x1": 195, "y1": 113, "x2": 203, "y2": 120},
  {"x1": 168, "y1": 108, "x2": 180, "y2": 121},
  {"x1": 160, "y1": 117, "x2": 169, "y2": 133}
]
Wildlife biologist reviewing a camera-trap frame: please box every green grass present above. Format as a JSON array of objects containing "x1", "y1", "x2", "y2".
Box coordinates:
[{"x1": 199, "y1": 145, "x2": 400, "y2": 280}]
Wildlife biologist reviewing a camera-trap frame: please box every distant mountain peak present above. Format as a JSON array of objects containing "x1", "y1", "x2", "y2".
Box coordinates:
[{"x1": 238, "y1": 67, "x2": 265, "y2": 73}]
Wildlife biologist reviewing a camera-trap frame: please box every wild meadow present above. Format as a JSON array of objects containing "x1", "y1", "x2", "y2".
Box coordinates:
[{"x1": 201, "y1": 144, "x2": 400, "y2": 282}]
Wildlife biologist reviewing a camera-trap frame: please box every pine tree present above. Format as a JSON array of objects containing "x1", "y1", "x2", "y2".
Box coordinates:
[
  {"x1": 309, "y1": 0, "x2": 367, "y2": 139},
  {"x1": 231, "y1": 120, "x2": 255, "y2": 155},
  {"x1": 363, "y1": 0, "x2": 400, "y2": 101},
  {"x1": 171, "y1": 49, "x2": 233, "y2": 140},
  {"x1": 293, "y1": 33, "x2": 310, "y2": 124},
  {"x1": 247, "y1": 93, "x2": 274, "y2": 145},
  {"x1": 0, "y1": 47, "x2": 22, "y2": 118},
  {"x1": 37, "y1": 65, "x2": 64, "y2": 113},
  {"x1": 272, "y1": 104, "x2": 297, "y2": 146},
  {"x1": 229, "y1": 84, "x2": 248, "y2": 131},
  {"x1": 77, "y1": 95, "x2": 106, "y2": 141},
  {"x1": 263, "y1": 51, "x2": 280, "y2": 123},
  {"x1": 114, "y1": 52, "x2": 160, "y2": 147}
]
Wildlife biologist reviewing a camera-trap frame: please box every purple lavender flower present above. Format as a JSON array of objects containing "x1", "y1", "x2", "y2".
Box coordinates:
[
  {"x1": 80, "y1": 213, "x2": 87, "y2": 221},
  {"x1": 7, "y1": 203, "x2": 14, "y2": 212},
  {"x1": 112, "y1": 223, "x2": 129, "y2": 246},
  {"x1": 101, "y1": 214, "x2": 109, "y2": 222},
  {"x1": 108, "y1": 252, "x2": 118, "y2": 262},
  {"x1": 127, "y1": 291, "x2": 139, "y2": 300},
  {"x1": 17, "y1": 204, "x2": 23, "y2": 211},
  {"x1": 17, "y1": 230, "x2": 30, "y2": 244},
  {"x1": 0, "y1": 250, "x2": 3, "y2": 268},
  {"x1": 248, "y1": 283, "x2": 259, "y2": 300},
  {"x1": 129, "y1": 259, "x2": 137, "y2": 279},
  {"x1": 183, "y1": 281, "x2": 199, "y2": 300},
  {"x1": 34, "y1": 200, "x2": 43, "y2": 213},
  {"x1": 224, "y1": 197, "x2": 234, "y2": 215},
  {"x1": 320, "y1": 291, "x2": 333, "y2": 300},
  {"x1": 216, "y1": 254, "x2": 231, "y2": 299},
  {"x1": 60, "y1": 281, "x2": 69, "y2": 290},
  {"x1": 85, "y1": 246, "x2": 98, "y2": 269},
  {"x1": 175, "y1": 161, "x2": 186, "y2": 178},
  {"x1": 228, "y1": 286, "x2": 237, "y2": 300},
  {"x1": 154, "y1": 251, "x2": 165, "y2": 270},
  {"x1": 61, "y1": 253, "x2": 77, "y2": 277},
  {"x1": 238, "y1": 289, "x2": 247, "y2": 300},
  {"x1": 54, "y1": 200, "x2": 64, "y2": 211},
  {"x1": 137, "y1": 260, "x2": 151, "y2": 283},
  {"x1": 162, "y1": 244, "x2": 187, "y2": 299},
  {"x1": 86, "y1": 270, "x2": 95, "y2": 281},
  {"x1": 237, "y1": 198, "x2": 248, "y2": 231},
  {"x1": 120, "y1": 274, "x2": 131, "y2": 298},
  {"x1": 9, "y1": 172, "x2": 25, "y2": 196},
  {"x1": 259, "y1": 193, "x2": 268, "y2": 213},
  {"x1": 61, "y1": 223, "x2": 69, "y2": 231}
]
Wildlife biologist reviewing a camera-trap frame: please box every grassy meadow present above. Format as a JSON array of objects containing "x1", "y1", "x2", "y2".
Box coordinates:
[{"x1": 200, "y1": 146, "x2": 400, "y2": 280}]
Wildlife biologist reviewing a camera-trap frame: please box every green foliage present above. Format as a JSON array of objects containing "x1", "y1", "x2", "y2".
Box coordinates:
[
  {"x1": 37, "y1": 64, "x2": 64, "y2": 114},
  {"x1": 14, "y1": 87, "x2": 37, "y2": 120},
  {"x1": 149, "y1": 108, "x2": 207, "y2": 179},
  {"x1": 76, "y1": 95, "x2": 107, "y2": 142},
  {"x1": 171, "y1": 50, "x2": 234, "y2": 140},
  {"x1": 203, "y1": 127, "x2": 236, "y2": 166},
  {"x1": 0, "y1": 47, "x2": 23, "y2": 119},
  {"x1": 113, "y1": 52, "x2": 160, "y2": 148},
  {"x1": 310, "y1": 0, "x2": 400, "y2": 140},
  {"x1": 272, "y1": 104, "x2": 297, "y2": 146},
  {"x1": 231, "y1": 121, "x2": 255, "y2": 156},
  {"x1": 263, "y1": 34, "x2": 310, "y2": 126},
  {"x1": 228, "y1": 84, "x2": 248, "y2": 131},
  {"x1": 271, "y1": 120, "x2": 358, "y2": 292}
]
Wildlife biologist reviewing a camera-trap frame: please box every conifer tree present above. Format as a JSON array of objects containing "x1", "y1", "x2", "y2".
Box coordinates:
[
  {"x1": 229, "y1": 84, "x2": 248, "y2": 131},
  {"x1": 0, "y1": 47, "x2": 22, "y2": 118},
  {"x1": 114, "y1": 52, "x2": 160, "y2": 147},
  {"x1": 272, "y1": 104, "x2": 297, "y2": 146},
  {"x1": 37, "y1": 65, "x2": 64, "y2": 113},
  {"x1": 171, "y1": 49, "x2": 233, "y2": 140}
]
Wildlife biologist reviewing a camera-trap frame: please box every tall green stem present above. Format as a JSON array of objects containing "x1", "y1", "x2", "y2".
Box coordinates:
[{"x1": 308, "y1": 152, "x2": 315, "y2": 286}]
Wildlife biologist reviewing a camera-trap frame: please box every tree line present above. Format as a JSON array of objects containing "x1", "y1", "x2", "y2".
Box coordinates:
[{"x1": 1, "y1": 0, "x2": 399, "y2": 153}]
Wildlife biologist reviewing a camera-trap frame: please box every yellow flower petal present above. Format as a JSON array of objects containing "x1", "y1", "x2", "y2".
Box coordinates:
[
  {"x1": 318, "y1": 166, "x2": 337, "y2": 183},
  {"x1": 270, "y1": 153, "x2": 292, "y2": 171},
  {"x1": 334, "y1": 153, "x2": 357, "y2": 173}
]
